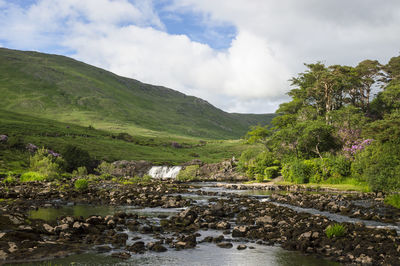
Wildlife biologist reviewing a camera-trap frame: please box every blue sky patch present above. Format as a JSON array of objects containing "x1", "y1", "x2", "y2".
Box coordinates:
[{"x1": 154, "y1": 1, "x2": 236, "y2": 50}]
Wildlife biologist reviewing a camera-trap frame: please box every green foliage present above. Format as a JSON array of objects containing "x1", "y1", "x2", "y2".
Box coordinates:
[
  {"x1": 176, "y1": 165, "x2": 199, "y2": 181},
  {"x1": 95, "y1": 161, "x2": 115, "y2": 179},
  {"x1": 282, "y1": 159, "x2": 313, "y2": 184},
  {"x1": 351, "y1": 140, "x2": 400, "y2": 192},
  {"x1": 122, "y1": 174, "x2": 152, "y2": 185},
  {"x1": 325, "y1": 223, "x2": 346, "y2": 238},
  {"x1": 29, "y1": 148, "x2": 64, "y2": 180},
  {"x1": 330, "y1": 155, "x2": 352, "y2": 177},
  {"x1": 238, "y1": 150, "x2": 280, "y2": 179},
  {"x1": 296, "y1": 120, "x2": 339, "y2": 158},
  {"x1": 283, "y1": 156, "x2": 351, "y2": 184},
  {"x1": 241, "y1": 53, "x2": 400, "y2": 192},
  {"x1": 63, "y1": 145, "x2": 91, "y2": 172},
  {"x1": 255, "y1": 174, "x2": 265, "y2": 183},
  {"x1": 264, "y1": 166, "x2": 280, "y2": 179},
  {"x1": 384, "y1": 194, "x2": 400, "y2": 209},
  {"x1": 20, "y1": 171, "x2": 46, "y2": 182},
  {"x1": 244, "y1": 125, "x2": 271, "y2": 148},
  {"x1": 249, "y1": 151, "x2": 277, "y2": 177},
  {"x1": 364, "y1": 111, "x2": 400, "y2": 144},
  {"x1": 2, "y1": 175, "x2": 17, "y2": 185},
  {"x1": 72, "y1": 166, "x2": 87, "y2": 178},
  {"x1": 351, "y1": 149, "x2": 370, "y2": 181},
  {"x1": 237, "y1": 148, "x2": 261, "y2": 171},
  {"x1": 142, "y1": 174, "x2": 152, "y2": 182},
  {"x1": 360, "y1": 142, "x2": 400, "y2": 192},
  {"x1": 74, "y1": 179, "x2": 89, "y2": 191}
]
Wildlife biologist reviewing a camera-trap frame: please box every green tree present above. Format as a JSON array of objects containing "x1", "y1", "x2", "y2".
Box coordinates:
[
  {"x1": 355, "y1": 60, "x2": 381, "y2": 111},
  {"x1": 244, "y1": 125, "x2": 272, "y2": 150},
  {"x1": 297, "y1": 120, "x2": 338, "y2": 158}
]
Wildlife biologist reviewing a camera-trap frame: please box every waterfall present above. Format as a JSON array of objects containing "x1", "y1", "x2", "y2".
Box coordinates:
[{"x1": 148, "y1": 166, "x2": 182, "y2": 179}]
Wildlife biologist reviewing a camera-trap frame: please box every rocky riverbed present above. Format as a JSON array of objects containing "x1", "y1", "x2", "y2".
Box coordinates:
[{"x1": 1, "y1": 180, "x2": 399, "y2": 265}]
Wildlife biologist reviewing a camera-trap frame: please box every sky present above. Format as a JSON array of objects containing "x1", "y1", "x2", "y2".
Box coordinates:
[{"x1": 1, "y1": 0, "x2": 400, "y2": 113}]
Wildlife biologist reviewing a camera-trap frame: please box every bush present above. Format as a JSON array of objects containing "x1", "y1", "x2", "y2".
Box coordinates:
[
  {"x1": 283, "y1": 156, "x2": 352, "y2": 185},
  {"x1": 142, "y1": 174, "x2": 152, "y2": 182},
  {"x1": 264, "y1": 166, "x2": 280, "y2": 179},
  {"x1": 176, "y1": 165, "x2": 199, "y2": 181},
  {"x1": 74, "y1": 179, "x2": 88, "y2": 191},
  {"x1": 20, "y1": 172, "x2": 46, "y2": 182},
  {"x1": 282, "y1": 159, "x2": 313, "y2": 183},
  {"x1": 332, "y1": 155, "x2": 351, "y2": 177},
  {"x1": 95, "y1": 161, "x2": 115, "y2": 178},
  {"x1": 351, "y1": 150, "x2": 370, "y2": 181},
  {"x1": 29, "y1": 148, "x2": 65, "y2": 180},
  {"x1": 255, "y1": 174, "x2": 265, "y2": 182},
  {"x1": 2, "y1": 175, "x2": 17, "y2": 185},
  {"x1": 237, "y1": 149, "x2": 261, "y2": 172},
  {"x1": 325, "y1": 223, "x2": 346, "y2": 238},
  {"x1": 356, "y1": 142, "x2": 400, "y2": 191},
  {"x1": 72, "y1": 166, "x2": 87, "y2": 178},
  {"x1": 239, "y1": 150, "x2": 280, "y2": 179},
  {"x1": 384, "y1": 194, "x2": 400, "y2": 209},
  {"x1": 63, "y1": 145, "x2": 91, "y2": 172}
]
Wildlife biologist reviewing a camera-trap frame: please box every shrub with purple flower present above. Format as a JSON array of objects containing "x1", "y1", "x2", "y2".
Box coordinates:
[
  {"x1": 343, "y1": 138, "x2": 374, "y2": 158},
  {"x1": 26, "y1": 143, "x2": 38, "y2": 153},
  {"x1": 0, "y1": 135, "x2": 8, "y2": 143},
  {"x1": 338, "y1": 128, "x2": 373, "y2": 158},
  {"x1": 47, "y1": 149, "x2": 60, "y2": 157}
]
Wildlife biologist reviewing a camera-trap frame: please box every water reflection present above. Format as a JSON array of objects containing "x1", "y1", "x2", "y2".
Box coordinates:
[{"x1": 18, "y1": 243, "x2": 338, "y2": 266}]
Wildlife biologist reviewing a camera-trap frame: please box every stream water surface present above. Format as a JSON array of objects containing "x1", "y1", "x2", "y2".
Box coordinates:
[{"x1": 23, "y1": 182, "x2": 399, "y2": 266}]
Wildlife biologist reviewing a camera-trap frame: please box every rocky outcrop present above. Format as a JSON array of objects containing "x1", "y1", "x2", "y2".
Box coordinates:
[
  {"x1": 184, "y1": 158, "x2": 247, "y2": 181},
  {"x1": 111, "y1": 160, "x2": 152, "y2": 177}
]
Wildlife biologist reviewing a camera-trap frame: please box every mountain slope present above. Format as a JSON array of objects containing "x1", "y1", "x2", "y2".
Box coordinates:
[{"x1": 0, "y1": 48, "x2": 274, "y2": 139}]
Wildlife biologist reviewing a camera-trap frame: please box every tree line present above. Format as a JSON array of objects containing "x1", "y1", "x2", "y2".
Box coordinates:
[{"x1": 240, "y1": 54, "x2": 400, "y2": 191}]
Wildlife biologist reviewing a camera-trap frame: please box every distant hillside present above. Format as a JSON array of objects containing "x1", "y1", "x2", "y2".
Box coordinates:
[
  {"x1": 0, "y1": 48, "x2": 275, "y2": 139},
  {"x1": 0, "y1": 109, "x2": 259, "y2": 171}
]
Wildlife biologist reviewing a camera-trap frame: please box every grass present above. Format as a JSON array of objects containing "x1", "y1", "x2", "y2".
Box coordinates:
[
  {"x1": 121, "y1": 175, "x2": 152, "y2": 185},
  {"x1": 0, "y1": 47, "x2": 274, "y2": 140},
  {"x1": 384, "y1": 194, "x2": 400, "y2": 209},
  {"x1": 275, "y1": 178, "x2": 371, "y2": 192},
  {"x1": 325, "y1": 223, "x2": 346, "y2": 238},
  {"x1": 0, "y1": 109, "x2": 263, "y2": 172}
]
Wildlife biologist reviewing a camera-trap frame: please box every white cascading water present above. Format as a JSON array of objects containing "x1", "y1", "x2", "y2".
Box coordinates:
[{"x1": 147, "y1": 166, "x2": 182, "y2": 179}]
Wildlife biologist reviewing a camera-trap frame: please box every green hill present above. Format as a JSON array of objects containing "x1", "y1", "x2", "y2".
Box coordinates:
[
  {"x1": 0, "y1": 48, "x2": 274, "y2": 139},
  {"x1": 0, "y1": 109, "x2": 261, "y2": 172}
]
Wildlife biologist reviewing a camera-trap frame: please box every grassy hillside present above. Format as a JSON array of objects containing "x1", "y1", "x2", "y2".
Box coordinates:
[
  {"x1": 0, "y1": 48, "x2": 274, "y2": 139},
  {"x1": 0, "y1": 109, "x2": 262, "y2": 172}
]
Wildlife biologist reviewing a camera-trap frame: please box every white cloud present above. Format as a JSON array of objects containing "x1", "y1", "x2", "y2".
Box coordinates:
[
  {"x1": 1, "y1": 0, "x2": 400, "y2": 113},
  {"x1": 170, "y1": 0, "x2": 400, "y2": 69},
  {"x1": 66, "y1": 24, "x2": 290, "y2": 100}
]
